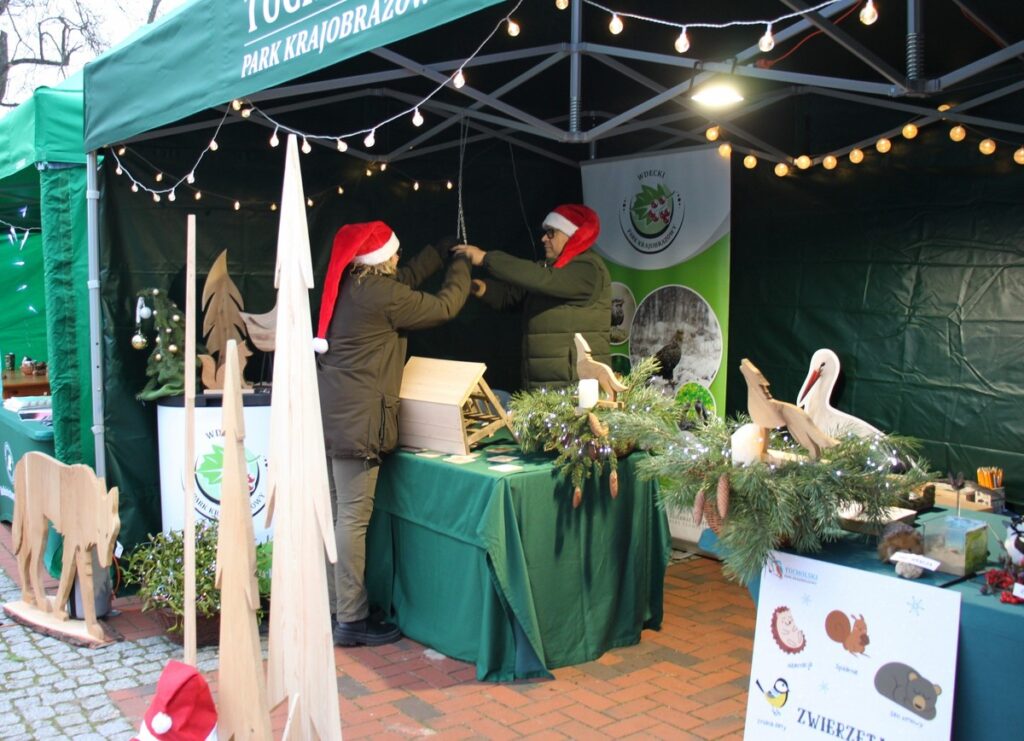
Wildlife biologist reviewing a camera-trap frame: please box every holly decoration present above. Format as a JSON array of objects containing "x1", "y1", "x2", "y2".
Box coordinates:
[{"x1": 133, "y1": 288, "x2": 199, "y2": 401}]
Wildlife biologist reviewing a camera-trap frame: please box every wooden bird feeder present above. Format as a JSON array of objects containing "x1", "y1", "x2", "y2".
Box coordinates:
[{"x1": 398, "y1": 357, "x2": 510, "y2": 455}]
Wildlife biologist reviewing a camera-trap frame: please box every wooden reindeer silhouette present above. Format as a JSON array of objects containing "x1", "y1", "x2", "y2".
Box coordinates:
[
  {"x1": 12, "y1": 452, "x2": 120, "y2": 641},
  {"x1": 574, "y1": 333, "x2": 627, "y2": 405}
]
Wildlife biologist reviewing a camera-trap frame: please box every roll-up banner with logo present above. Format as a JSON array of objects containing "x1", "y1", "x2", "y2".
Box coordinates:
[{"x1": 581, "y1": 145, "x2": 730, "y2": 419}]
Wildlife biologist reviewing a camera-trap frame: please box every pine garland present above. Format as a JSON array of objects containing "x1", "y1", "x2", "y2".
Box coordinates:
[
  {"x1": 508, "y1": 357, "x2": 684, "y2": 498},
  {"x1": 620, "y1": 413, "x2": 934, "y2": 584}
]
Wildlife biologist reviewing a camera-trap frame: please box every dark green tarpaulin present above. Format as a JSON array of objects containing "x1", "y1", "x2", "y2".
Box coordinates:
[
  {"x1": 0, "y1": 75, "x2": 92, "y2": 467},
  {"x1": 728, "y1": 127, "x2": 1024, "y2": 505},
  {"x1": 84, "y1": 0, "x2": 501, "y2": 150}
]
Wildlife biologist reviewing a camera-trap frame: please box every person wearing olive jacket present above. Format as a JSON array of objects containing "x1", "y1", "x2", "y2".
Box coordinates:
[
  {"x1": 453, "y1": 204, "x2": 611, "y2": 389},
  {"x1": 314, "y1": 221, "x2": 470, "y2": 647}
]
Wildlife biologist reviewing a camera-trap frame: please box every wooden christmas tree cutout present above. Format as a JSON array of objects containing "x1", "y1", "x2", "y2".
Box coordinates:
[
  {"x1": 199, "y1": 249, "x2": 253, "y2": 391},
  {"x1": 398, "y1": 356, "x2": 510, "y2": 455}
]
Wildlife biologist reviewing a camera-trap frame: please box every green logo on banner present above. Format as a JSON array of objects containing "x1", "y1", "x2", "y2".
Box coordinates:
[{"x1": 619, "y1": 169, "x2": 685, "y2": 254}]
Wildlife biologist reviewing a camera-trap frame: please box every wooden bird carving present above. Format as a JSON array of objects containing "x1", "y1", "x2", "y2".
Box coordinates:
[
  {"x1": 739, "y1": 358, "x2": 837, "y2": 460},
  {"x1": 240, "y1": 303, "x2": 277, "y2": 352},
  {"x1": 574, "y1": 333, "x2": 627, "y2": 401}
]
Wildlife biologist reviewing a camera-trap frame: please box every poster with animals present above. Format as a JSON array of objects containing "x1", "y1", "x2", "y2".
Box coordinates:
[{"x1": 747, "y1": 551, "x2": 960, "y2": 740}]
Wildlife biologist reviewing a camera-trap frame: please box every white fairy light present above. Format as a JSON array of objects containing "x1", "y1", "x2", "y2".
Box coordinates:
[
  {"x1": 364, "y1": 129, "x2": 376, "y2": 148},
  {"x1": 412, "y1": 108, "x2": 424, "y2": 127},
  {"x1": 336, "y1": 138, "x2": 348, "y2": 152},
  {"x1": 758, "y1": 24, "x2": 775, "y2": 52},
  {"x1": 270, "y1": 128, "x2": 280, "y2": 147},
  {"x1": 301, "y1": 137, "x2": 312, "y2": 154},
  {"x1": 453, "y1": 69, "x2": 466, "y2": 88},
  {"x1": 674, "y1": 27, "x2": 690, "y2": 54}
]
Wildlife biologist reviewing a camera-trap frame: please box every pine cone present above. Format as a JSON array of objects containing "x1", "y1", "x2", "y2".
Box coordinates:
[
  {"x1": 692, "y1": 490, "x2": 705, "y2": 526},
  {"x1": 587, "y1": 412, "x2": 609, "y2": 437},
  {"x1": 572, "y1": 487, "x2": 583, "y2": 508},
  {"x1": 609, "y1": 469, "x2": 619, "y2": 498},
  {"x1": 716, "y1": 473, "x2": 730, "y2": 520}
]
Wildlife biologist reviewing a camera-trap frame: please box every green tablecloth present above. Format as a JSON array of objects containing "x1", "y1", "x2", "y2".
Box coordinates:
[
  {"x1": 703, "y1": 508, "x2": 1021, "y2": 741},
  {"x1": 365, "y1": 438, "x2": 671, "y2": 681}
]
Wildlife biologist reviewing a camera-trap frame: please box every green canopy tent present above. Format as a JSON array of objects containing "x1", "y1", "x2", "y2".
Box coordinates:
[{"x1": 0, "y1": 73, "x2": 93, "y2": 468}]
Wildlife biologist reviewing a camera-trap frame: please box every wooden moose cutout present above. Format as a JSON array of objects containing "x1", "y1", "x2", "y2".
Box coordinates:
[{"x1": 7, "y1": 452, "x2": 120, "y2": 644}]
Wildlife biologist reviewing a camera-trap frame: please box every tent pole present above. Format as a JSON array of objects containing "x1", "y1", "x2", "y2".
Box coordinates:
[
  {"x1": 86, "y1": 151, "x2": 106, "y2": 480},
  {"x1": 569, "y1": 0, "x2": 581, "y2": 134}
]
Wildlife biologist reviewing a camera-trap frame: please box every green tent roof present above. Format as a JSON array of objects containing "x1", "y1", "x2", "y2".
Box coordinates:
[
  {"x1": 83, "y1": 0, "x2": 499, "y2": 151},
  {"x1": 0, "y1": 72, "x2": 85, "y2": 183}
]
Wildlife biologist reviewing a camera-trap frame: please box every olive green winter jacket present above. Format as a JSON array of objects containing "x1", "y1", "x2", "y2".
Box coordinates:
[
  {"x1": 317, "y1": 247, "x2": 470, "y2": 460},
  {"x1": 477, "y1": 249, "x2": 611, "y2": 389}
]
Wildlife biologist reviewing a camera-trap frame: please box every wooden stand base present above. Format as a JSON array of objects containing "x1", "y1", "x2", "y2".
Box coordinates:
[{"x1": 2, "y1": 597, "x2": 121, "y2": 648}]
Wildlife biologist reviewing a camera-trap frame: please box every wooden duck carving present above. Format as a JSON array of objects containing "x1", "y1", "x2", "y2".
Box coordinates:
[
  {"x1": 574, "y1": 333, "x2": 627, "y2": 402},
  {"x1": 740, "y1": 358, "x2": 837, "y2": 460}
]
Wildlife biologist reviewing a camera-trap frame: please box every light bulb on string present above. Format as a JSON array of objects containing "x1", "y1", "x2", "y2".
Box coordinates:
[
  {"x1": 902, "y1": 123, "x2": 919, "y2": 139},
  {"x1": 208, "y1": 138, "x2": 219, "y2": 151},
  {"x1": 758, "y1": 24, "x2": 775, "y2": 53},
  {"x1": 795, "y1": 155, "x2": 811, "y2": 170},
  {"x1": 241, "y1": 107, "x2": 252, "y2": 119},
  {"x1": 168, "y1": 190, "x2": 176, "y2": 202},
  {"x1": 270, "y1": 203, "x2": 277, "y2": 211},
  {"x1": 1014, "y1": 147, "x2": 1024, "y2": 165},
  {"x1": 674, "y1": 27, "x2": 690, "y2": 54},
  {"x1": 937, "y1": 103, "x2": 952, "y2": 112},
  {"x1": 366, "y1": 167, "x2": 373, "y2": 177},
  {"x1": 849, "y1": 148, "x2": 864, "y2": 164},
  {"x1": 380, "y1": 162, "x2": 387, "y2": 172},
  {"x1": 859, "y1": 0, "x2": 878, "y2": 25},
  {"x1": 822, "y1": 155, "x2": 838, "y2": 170},
  {"x1": 743, "y1": 154, "x2": 757, "y2": 169},
  {"x1": 413, "y1": 181, "x2": 420, "y2": 191},
  {"x1": 187, "y1": 172, "x2": 195, "y2": 184},
  {"x1": 336, "y1": 138, "x2": 348, "y2": 152},
  {"x1": 979, "y1": 138, "x2": 996, "y2": 155},
  {"x1": 131, "y1": 183, "x2": 139, "y2": 193},
  {"x1": 115, "y1": 165, "x2": 123, "y2": 176},
  {"x1": 446, "y1": 180, "x2": 454, "y2": 190},
  {"x1": 270, "y1": 128, "x2": 280, "y2": 147},
  {"x1": 774, "y1": 162, "x2": 789, "y2": 177},
  {"x1": 152, "y1": 193, "x2": 161, "y2": 203},
  {"x1": 231, "y1": 99, "x2": 242, "y2": 111},
  {"x1": 412, "y1": 108, "x2": 424, "y2": 127},
  {"x1": 556, "y1": 0, "x2": 568, "y2": 9},
  {"x1": 876, "y1": 137, "x2": 892, "y2": 153},
  {"x1": 609, "y1": 14, "x2": 623, "y2": 35},
  {"x1": 717, "y1": 143, "x2": 732, "y2": 158},
  {"x1": 364, "y1": 129, "x2": 376, "y2": 148},
  {"x1": 705, "y1": 125, "x2": 720, "y2": 141},
  {"x1": 949, "y1": 125, "x2": 966, "y2": 142},
  {"x1": 506, "y1": 18, "x2": 520, "y2": 37},
  {"x1": 233, "y1": 201, "x2": 241, "y2": 211},
  {"x1": 453, "y1": 69, "x2": 466, "y2": 88},
  {"x1": 301, "y1": 137, "x2": 312, "y2": 154},
  {"x1": 155, "y1": 172, "x2": 164, "y2": 182},
  {"x1": 307, "y1": 198, "x2": 314, "y2": 207},
  {"x1": 194, "y1": 191, "x2": 202, "y2": 200},
  {"x1": 337, "y1": 185, "x2": 345, "y2": 195},
  {"x1": 116, "y1": 145, "x2": 127, "y2": 156}
]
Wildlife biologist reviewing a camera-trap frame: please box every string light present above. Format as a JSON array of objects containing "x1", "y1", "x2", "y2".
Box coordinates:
[
  {"x1": 758, "y1": 24, "x2": 775, "y2": 53},
  {"x1": 774, "y1": 162, "x2": 789, "y2": 177},
  {"x1": 337, "y1": 185, "x2": 345, "y2": 195},
  {"x1": 208, "y1": 138, "x2": 219, "y2": 151},
  {"x1": 717, "y1": 143, "x2": 732, "y2": 158},
  {"x1": 364, "y1": 129, "x2": 376, "y2": 148},
  {"x1": 453, "y1": 69, "x2": 466, "y2": 88},
  {"x1": 241, "y1": 107, "x2": 253, "y2": 119},
  {"x1": 117, "y1": 145, "x2": 126, "y2": 156},
  {"x1": 859, "y1": 0, "x2": 878, "y2": 25},
  {"x1": 306, "y1": 198, "x2": 314, "y2": 207},
  {"x1": 336, "y1": 138, "x2": 348, "y2": 152},
  {"x1": 556, "y1": 0, "x2": 569, "y2": 9},
  {"x1": 795, "y1": 154, "x2": 811, "y2": 169},
  {"x1": 506, "y1": 18, "x2": 520, "y2": 37},
  {"x1": 233, "y1": 200, "x2": 240, "y2": 210},
  {"x1": 674, "y1": 28, "x2": 690, "y2": 53},
  {"x1": 949, "y1": 125, "x2": 966, "y2": 142},
  {"x1": 271, "y1": 203, "x2": 277, "y2": 211},
  {"x1": 270, "y1": 128, "x2": 280, "y2": 147},
  {"x1": 155, "y1": 172, "x2": 164, "y2": 182},
  {"x1": 743, "y1": 154, "x2": 757, "y2": 169},
  {"x1": 366, "y1": 167, "x2": 373, "y2": 177},
  {"x1": 131, "y1": 183, "x2": 139, "y2": 193},
  {"x1": 231, "y1": 99, "x2": 242, "y2": 111},
  {"x1": 609, "y1": 14, "x2": 624, "y2": 34},
  {"x1": 1015, "y1": 147, "x2": 1024, "y2": 166},
  {"x1": 705, "y1": 126, "x2": 720, "y2": 141},
  {"x1": 413, "y1": 181, "x2": 420, "y2": 191},
  {"x1": 301, "y1": 137, "x2": 312, "y2": 154},
  {"x1": 115, "y1": 165, "x2": 123, "y2": 176},
  {"x1": 902, "y1": 123, "x2": 919, "y2": 139},
  {"x1": 875, "y1": 137, "x2": 892, "y2": 153},
  {"x1": 979, "y1": 138, "x2": 996, "y2": 155},
  {"x1": 849, "y1": 148, "x2": 864, "y2": 164},
  {"x1": 380, "y1": 162, "x2": 387, "y2": 172},
  {"x1": 152, "y1": 193, "x2": 161, "y2": 202},
  {"x1": 937, "y1": 103, "x2": 952, "y2": 112},
  {"x1": 446, "y1": 180, "x2": 454, "y2": 190},
  {"x1": 412, "y1": 108, "x2": 424, "y2": 127},
  {"x1": 194, "y1": 191, "x2": 202, "y2": 200},
  {"x1": 822, "y1": 155, "x2": 838, "y2": 170},
  {"x1": 168, "y1": 190, "x2": 176, "y2": 202},
  {"x1": 187, "y1": 172, "x2": 195, "y2": 184}
]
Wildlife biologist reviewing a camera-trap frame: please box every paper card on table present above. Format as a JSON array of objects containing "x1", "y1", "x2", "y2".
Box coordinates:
[
  {"x1": 889, "y1": 552, "x2": 941, "y2": 571},
  {"x1": 1013, "y1": 583, "x2": 1024, "y2": 600},
  {"x1": 416, "y1": 451, "x2": 443, "y2": 458},
  {"x1": 444, "y1": 454, "x2": 478, "y2": 464},
  {"x1": 487, "y1": 455, "x2": 519, "y2": 463},
  {"x1": 402, "y1": 446, "x2": 427, "y2": 452},
  {"x1": 746, "y1": 551, "x2": 960, "y2": 741},
  {"x1": 484, "y1": 445, "x2": 518, "y2": 454},
  {"x1": 489, "y1": 463, "x2": 524, "y2": 473}
]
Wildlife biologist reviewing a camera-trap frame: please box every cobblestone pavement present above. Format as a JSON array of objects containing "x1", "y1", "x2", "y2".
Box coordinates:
[{"x1": 0, "y1": 567, "x2": 220, "y2": 741}]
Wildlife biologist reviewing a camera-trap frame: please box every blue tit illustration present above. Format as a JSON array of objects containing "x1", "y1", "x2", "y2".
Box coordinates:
[{"x1": 756, "y1": 677, "x2": 790, "y2": 715}]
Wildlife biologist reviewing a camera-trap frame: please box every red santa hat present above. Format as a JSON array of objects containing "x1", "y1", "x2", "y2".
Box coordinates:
[
  {"x1": 132, "y1": 660, "x2": 218, "y2": 741},
  {"x1": 314, "y1": 221, "x2": 400, "y2": 353},
  {"x1": 542, "y1": 204, "x2": 600, "y2": 268}
]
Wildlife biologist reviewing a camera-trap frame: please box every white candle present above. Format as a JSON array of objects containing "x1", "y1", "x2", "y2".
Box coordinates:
[
  {"x1": 731, "y1": 423, "x2": 766, "y2": 465},
  {"x1": 578, "y1": 378, "x2": 599, "y2": 409}
]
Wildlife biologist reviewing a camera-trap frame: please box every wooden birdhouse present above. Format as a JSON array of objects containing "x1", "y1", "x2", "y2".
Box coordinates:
[{"x1": 398, "y1": 357, "x2": 509, "y2": 455}]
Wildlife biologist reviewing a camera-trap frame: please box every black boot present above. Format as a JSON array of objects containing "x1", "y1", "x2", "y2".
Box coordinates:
[{"x1": 333, "y1": 617, "x2": 401, "y2": 646}]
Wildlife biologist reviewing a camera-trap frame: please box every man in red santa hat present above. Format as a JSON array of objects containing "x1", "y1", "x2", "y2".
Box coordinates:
[
  {"x1": 453, "y1": 204, "x2": 611, "y2": 390},
  {"x1": 315, "y1": 221, "x2": 471, "y2": 646}
]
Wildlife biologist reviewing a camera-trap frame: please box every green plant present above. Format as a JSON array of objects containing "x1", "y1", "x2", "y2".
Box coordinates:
[
  {"x1": 123, "y1": 521, "x2": 272, "y2": 632},
  {"x1": 614, "y1": 413, "x2": 934, "y2": 585}
]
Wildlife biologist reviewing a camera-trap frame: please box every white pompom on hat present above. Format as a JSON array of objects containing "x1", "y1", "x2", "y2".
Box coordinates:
[
  {"x1": 314, "y1": 221, "x2": 400, "y2": 353},
  {"x1": 542, "y1": 204, "x2": 600, "y2": 268},
  {"x1": 132, "y1": 660, "x2": 218, "y2": 741}
]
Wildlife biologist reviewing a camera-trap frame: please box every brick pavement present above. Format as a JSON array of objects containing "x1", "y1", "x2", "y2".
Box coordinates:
[{"x1": 0, "y1": 523, "x2": 754, "y2": 739}]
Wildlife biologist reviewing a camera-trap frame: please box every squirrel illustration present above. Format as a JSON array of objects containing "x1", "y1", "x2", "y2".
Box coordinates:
[{"x1": 825, "y1": 610, "x2": 870, "y2": 655}]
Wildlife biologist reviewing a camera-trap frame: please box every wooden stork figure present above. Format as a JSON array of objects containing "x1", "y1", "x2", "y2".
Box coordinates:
[
  {"x1": 740, "y1": 358, "x2": 838, "y2": 460},
  {"x1": 796, "y1": 348, "x2": 882, "y2": 438}
]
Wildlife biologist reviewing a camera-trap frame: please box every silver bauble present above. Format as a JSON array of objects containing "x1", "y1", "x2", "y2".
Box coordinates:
[
  {"x1": 139, "y1": 305, "x2": 152, "y2": 319},
  {"x1": 131, "y1": 333, "x2": 148, "y2": 350}
]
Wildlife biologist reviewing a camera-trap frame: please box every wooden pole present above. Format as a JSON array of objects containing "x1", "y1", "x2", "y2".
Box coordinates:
[{"x1": 183, "y1": 214, "x2": 197, "y2": 666}]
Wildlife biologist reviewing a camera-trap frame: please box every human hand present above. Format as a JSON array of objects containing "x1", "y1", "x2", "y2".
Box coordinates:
[
  {"x1": 453, "y1": 244, "x2": 486, "y2": 266},
  {"x1": 471, "y1": 279, "x2": 487, "y2": 298}
]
